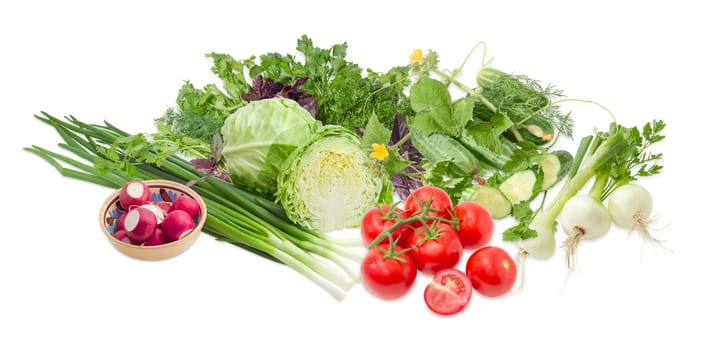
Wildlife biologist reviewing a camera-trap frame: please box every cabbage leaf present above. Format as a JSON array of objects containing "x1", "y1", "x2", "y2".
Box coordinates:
[{"x1": 221, "y1": 98, "x2": 320, "y2": 196}]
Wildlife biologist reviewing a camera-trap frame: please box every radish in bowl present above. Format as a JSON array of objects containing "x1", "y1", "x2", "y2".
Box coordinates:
[
  {"x1": 118, "y1": 181, "x2": 151, "y2": 209},
  {"x1": 162, "y1": 210, "x2": 195, "y2": 242},
  {"x1": 124, "y1": 207, "x2": 158, "y2": 243},
  {"x1": 100, "y1": 180, "x2": 207, "y2": 260}
]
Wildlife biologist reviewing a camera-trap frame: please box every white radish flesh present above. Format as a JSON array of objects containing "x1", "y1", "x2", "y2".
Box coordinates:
[
  {"x1": 124, "y1": 207, "x2": 158, "y2": 243},
  {"x1": 162, "y1": 210, "x2": 195, "y2": 242},
  {"x1": 558, "y1": 195, "x2": 611, "y2": 270},
  {"x1": 119, "y1": 181, "x2": 151, "y2": 209},
  {"x1": 607, "y1": 183, "x2": 660, "y2": 243},
  {"x1": 140, "y1": 204, "x2": 167, "y2": 224}
]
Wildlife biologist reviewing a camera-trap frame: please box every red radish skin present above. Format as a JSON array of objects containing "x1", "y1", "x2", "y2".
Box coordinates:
[
  {"x1": 170, "y1": 196, "x2": 200, "y2": 218},
  {"x1": 157, "y1": 202, "x2": 172, "y2": 216},
  {"x1": 162, "y1": 210, "x2": 195, "y2": 242},
  {"x1": 143, "y1": 228, "x2": 166, "y2": 246},
  {"x1": 119, "y1": 181, "x2": 151, "y2": 209},
  {"x1": 113, "y1": 229, "x2": 133, "y2": 244},
  {"x1": 117, "y1": 212, "x2": 128, "y2": 231},
  {"x1": 124, "y1": 207, "x2": 158, "y2": 243}
]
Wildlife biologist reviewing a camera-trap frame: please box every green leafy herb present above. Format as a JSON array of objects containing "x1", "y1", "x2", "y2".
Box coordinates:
[
  {"x1": 475, "y1": 67, "x2": 573, "y2": 139},
  {"x1": 603, "y1": 119, "x2": 665, "y2": 199},
  {"x1": 253, "y1": 35, "x2": 412, "y2": 130}
]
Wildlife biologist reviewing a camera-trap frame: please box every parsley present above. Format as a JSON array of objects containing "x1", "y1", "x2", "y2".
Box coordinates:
[
  {"x1": 603, "y1": 119, "x2": 665, "y2": 199},
  {"x1": 252, "y1": 35, "x2": 413, "y2": 130}
]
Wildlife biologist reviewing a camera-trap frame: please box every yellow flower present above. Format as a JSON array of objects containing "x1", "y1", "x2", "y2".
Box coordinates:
[
  {"x1": 409, "y1": 49, "x2": 423, "y2": 64},
  {"x1": 370, "y1": 143, "x2": 389, "y2": 161}
]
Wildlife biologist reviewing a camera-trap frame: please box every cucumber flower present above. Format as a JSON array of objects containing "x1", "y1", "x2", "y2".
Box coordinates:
[
  {"x1": 409, "y1": 49, "x2": 423, "y2": 64},
  {"x1": 370, "y1": 143, "x2": 389, "y2": 160}
]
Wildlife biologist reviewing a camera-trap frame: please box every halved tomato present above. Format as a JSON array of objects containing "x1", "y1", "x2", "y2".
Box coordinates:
[{"x1": 423, "y1": 268, "x2": 472, "y2": 316}]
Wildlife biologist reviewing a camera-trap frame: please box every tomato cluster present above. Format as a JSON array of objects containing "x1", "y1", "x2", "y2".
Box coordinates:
[{"x1": 359, "y1": 186, "x2": 517, "y2": 315}]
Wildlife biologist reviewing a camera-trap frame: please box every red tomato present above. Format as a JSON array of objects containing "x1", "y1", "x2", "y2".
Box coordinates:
[
  {"x1": 361, "y1": 244, "x2": 418, "y2": 300},
  {"x1": 404, "y1": 186, "x2": 453, "y2": 223},
  {"x1": 423, "y1": 268, "x2": 472, "y2": 316},
  {"x1": 407, "y1": 223, "x2": 462, "y2": 274},
  {"x1": 360, "y1": 205, "x2": 411, "y2": 247},
  {"x1": 465, "y1": 246, "x2": 517, "y2": 297},
  {"x1": 454, "y1": 201, "x2": 494, "y2": 249}
]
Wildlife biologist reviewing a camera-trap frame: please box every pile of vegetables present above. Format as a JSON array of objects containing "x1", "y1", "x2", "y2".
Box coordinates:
[{"x1": 24, "y1": 35, "x2": 666, "y2": 305}]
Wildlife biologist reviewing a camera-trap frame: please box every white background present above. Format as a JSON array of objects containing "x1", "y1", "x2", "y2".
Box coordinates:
[{"x1": 1, "y1": 1, "x2": 704, "y2": 349}]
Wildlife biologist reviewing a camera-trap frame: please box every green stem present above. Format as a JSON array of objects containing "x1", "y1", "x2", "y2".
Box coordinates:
[
  {"x1": 535, "y1": 131, "x2": 629, "y2": 229},
  {"x1": 588, "y1": 168, "x2": 609, "y2": 201},
  {"x1": 390, "y1": 133, "x2": 411, "y2": 150}
]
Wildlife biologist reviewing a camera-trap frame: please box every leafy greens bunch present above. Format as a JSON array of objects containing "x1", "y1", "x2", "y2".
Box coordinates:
[{"x1": 156, "y1": 34, "x2": 412, "y2": 143}]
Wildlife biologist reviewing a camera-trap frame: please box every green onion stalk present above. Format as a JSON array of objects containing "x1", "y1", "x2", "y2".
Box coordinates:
[{"x1": 24, "y1": 112, "x2": 363, "y2": 301}]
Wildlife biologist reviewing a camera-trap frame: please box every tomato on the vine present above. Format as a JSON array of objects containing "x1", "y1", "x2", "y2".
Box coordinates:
[
  {"x1": 423, "y1": 268, "x2": 472, "y2": 316},
  {"x1": 465, "y1": 246, "x2": 517, "y2": 297},
  {"x1": 407, "y1": 222, "x2": 462, "y2": 274},
  {"x1": 404, "y1": 186, "x2": 453, "y2": 224},
  {"x1": 360, "y1": 205, "x2": 411, "y2": 247},
  {"x1": 454, "y1": 201, "x2": 494, "y2": 249},
  {"x1": 361, "y1": 244, "x2": 418, "y2": 300}
]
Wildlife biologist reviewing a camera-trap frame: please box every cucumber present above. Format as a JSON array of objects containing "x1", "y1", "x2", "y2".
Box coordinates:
[
  {"x1": 540, "y1": 150, "x2": 573, "y2": 191},
  {"x1": 519, "y1": 115, "x2": 555, "y2": 145},
  {"x1": 464, "y1": 186, "x2": 512, "y2": 219},
  {"x1": 410, "y1": 129, "x2": 479, "y2": 177},
  {"x1": 498, "y1": 169, "x2": 539, "y2": 204}
]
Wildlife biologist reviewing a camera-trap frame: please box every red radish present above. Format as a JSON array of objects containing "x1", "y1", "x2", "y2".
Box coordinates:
[
  {"x1": 119, "y1": 181, "x2": 151, "y2": 209},
  {"x1": 124, "y1": 207, "x2": 158, "y2": 243},
  {"x1": 116, "y1": 212, "x2": 128, "y2": 231},
  {"x1": 162, "y1": 210, "x2": 195, "y2": 242},
  {"x1": 170, "y1": 196, "x2": 200, "y2": 218},
  {"x1": 113, "y1": 229, "x2": 133, "y2": 244},
  {"x1": 143, "y1": 228, "x2": 166, "y2": 246},
  {"x1": 140, "y1": 203, "x2": 167, "y2": 224},
  {"x1": 156, "y1": 201, "x2": 172, "y2": 216}
]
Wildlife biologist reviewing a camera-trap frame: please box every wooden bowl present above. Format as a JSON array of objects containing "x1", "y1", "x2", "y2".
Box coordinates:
[{"x1": 99, "y1": 180, "x2": 206, "y2": 260}]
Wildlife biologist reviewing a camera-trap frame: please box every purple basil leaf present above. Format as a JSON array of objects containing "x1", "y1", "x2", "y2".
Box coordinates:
[
  {"x1": 355, "y1": 127, "x2": 365, "y2": 138},
  {"x1": 190, "y1": 158, "x2": 216, "y2": 173},
  {"x1": 241, "y1": 75, "x2": 317, "y2": 117},
  {"x1": 298, "y1": 96, "x2": 318, "y2": 117},
  {"x1": 391, "y1": 168, "x2": 423, "y2": 200},
  {"x1": 387, "y1": 114, "x2": 424, "y2": 198},
  {"x1": 390, "y1": 114, "x2": 423, "y2": 163}
]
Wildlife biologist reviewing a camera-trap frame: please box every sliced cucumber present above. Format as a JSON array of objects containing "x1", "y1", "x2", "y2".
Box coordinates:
[
  {"x1": 498, "y1": 169, "x2": 538, "y2": 205},
  {"x1": 540, "y1": 154, "x2": 561, "y2": 191},
  {"x1": 540, "y1": 150, "x2": 573, "y2": 191},
  {"x1": 466, "y1": 186, "x2": 512, "y2": 219}
]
